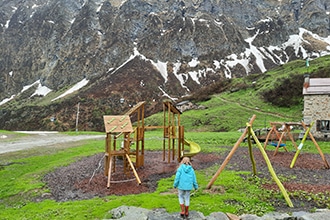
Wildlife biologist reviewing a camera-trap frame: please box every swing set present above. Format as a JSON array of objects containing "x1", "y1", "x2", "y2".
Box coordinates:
[
  {"x1": 207, "y1": 115, "x2": 330, "y2": 208},
  {"x1": 263, "y1": 121, "x2": 329, "y2": 169},
  {"x1": 263, "y1": 122, "x2": 298, "y2": 156},
  {"x1": 207, "y1": 115, "x2": 294, "y2": 207}
]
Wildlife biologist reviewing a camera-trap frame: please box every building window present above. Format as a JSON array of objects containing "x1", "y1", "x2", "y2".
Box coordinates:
[{"x1": 316, "y1": 120, "x2": 330, "y2": 132}]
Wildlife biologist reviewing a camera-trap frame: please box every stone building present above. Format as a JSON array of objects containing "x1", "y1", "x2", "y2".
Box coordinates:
[{"x1": 303, "y1": 75, "x2": 330, "y2": 139}]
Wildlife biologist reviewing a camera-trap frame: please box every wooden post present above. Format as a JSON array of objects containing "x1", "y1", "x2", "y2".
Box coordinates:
[
  {"x1": 290, "y1": 122, "x2": 314, "y2": 168},
  {"x1": 163, "y1": 104, "x2": 166, "y2": 161},
  {"x1": 247, "y1": 134, "x2": 257, "y2": 175},
  {"x1": 178, "y1": 126, "x2": 184, "y2": 161},
  {"x1": 285, "y1": 124, "x2": 298, "y2": 150},
  {"x1": 263, "y1": 125, "x2": 276, "y2": 149},
  {"x1": 104, "y1": 134, "x2": 111, "y2": 176},
  {"x1": 107, "y1": 156, "x2": 113, "y2": 188},
  {"x1": 249, "y1": 126, "x2": 293, "y2": 208},
  {"x1": 135, "y1": 127, "x2": 140, "y2": 167},
  {"x1": 274, "y1": 131, "x2": 288, "y2": 156},
  {"x1": 125, "y1": 154, "x2": 141, "y2": 184},
  {"x1": 308, "y1": 134, "x2": 330, "y2": 169},
  {"x1": 301, "y1": 122, "x2": 330, "y2": 169},
  {"x1": 207, "y1": 115, "x2": 256, "y2": 189},
  {"x1": 168, "y1": 102, "x2": 171, "y2": 163}
]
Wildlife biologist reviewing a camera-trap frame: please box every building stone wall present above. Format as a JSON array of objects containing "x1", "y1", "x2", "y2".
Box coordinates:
[{"x1": 303, "y1": 94, "x2": 330, "y2": 139}]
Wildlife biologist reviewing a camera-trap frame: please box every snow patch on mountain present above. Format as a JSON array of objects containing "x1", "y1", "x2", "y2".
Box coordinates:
[
  {"x1": 0, "y1": 80, "x2": 52, "y2": 106},
  {"x1": 52, "y1": 78, "x2": 89, "y2": 101}
]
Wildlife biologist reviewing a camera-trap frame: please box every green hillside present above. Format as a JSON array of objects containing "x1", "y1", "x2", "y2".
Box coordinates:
[{"x1": 146, "y1": 55, "x2": 330, "y2": 132}]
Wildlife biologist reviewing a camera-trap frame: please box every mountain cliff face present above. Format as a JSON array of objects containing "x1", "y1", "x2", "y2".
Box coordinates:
[{"x1": 0, "y1": 0, "x2": 329, "y2": 131}]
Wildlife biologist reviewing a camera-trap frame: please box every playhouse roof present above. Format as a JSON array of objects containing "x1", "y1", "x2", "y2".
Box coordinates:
[
  {"x1": 303, "y1": 78, "x2": 330, "y2": 95},
  {"x1": 163, "y1": 100, "x2": 182, "y2": 114}
]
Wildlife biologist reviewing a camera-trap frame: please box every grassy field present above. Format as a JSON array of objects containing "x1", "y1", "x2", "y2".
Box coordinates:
[
  {"x1": 1, "y1": 55, "x2": 330, "y2": 219},
  {"x1": 0, "y1": 129, "x2": 330, "y2": 219}
]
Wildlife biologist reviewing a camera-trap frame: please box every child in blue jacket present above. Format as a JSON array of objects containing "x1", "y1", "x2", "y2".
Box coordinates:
[{"x1": 173, "y1": 157, "x2": 198, "y2": 217}]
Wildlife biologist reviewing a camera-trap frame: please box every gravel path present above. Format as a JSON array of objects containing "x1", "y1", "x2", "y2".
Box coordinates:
[{"x1": 0, "y1": 131, "x2": 104, "y2": 154}]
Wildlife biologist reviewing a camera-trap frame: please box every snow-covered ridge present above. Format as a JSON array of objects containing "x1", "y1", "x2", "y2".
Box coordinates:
[
  {"x1": 109, "y1": 26, "x2": 329, "y2": 94},
  {"x1": 1, "y1": 7, "x2": 330, "y2": 107}
]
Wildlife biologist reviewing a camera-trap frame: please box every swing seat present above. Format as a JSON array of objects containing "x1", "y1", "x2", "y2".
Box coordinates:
[{"x1": 270, "y1": 142, "x2": 286, "y2": 147}]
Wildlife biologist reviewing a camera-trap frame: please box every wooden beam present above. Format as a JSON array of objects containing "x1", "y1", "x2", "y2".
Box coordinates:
[{"x1": 207, "y1": 115, "x2": 256, "y2": 189}]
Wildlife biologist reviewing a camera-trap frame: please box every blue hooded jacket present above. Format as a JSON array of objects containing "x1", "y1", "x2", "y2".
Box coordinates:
[{"x1": 173, "y1": 164, "x2": 198, "y2": 190}]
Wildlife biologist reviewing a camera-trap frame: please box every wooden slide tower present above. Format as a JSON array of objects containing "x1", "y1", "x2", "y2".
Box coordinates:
[
  {"x1": 103, "y1": 101, "x2": 146, "y2": 188},
  {"x1": 162, "y1": 100, "x2": 185, "y2": 163}
]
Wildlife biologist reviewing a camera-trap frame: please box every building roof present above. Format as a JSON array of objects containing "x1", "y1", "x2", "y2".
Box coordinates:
[{"x1": 303, "y1": 78, "x2": 330, "y2": 95}]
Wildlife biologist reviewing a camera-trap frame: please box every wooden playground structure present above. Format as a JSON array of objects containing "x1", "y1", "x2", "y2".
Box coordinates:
[
  {"x1": 263, "y1": 121, "x2": 329, "y2": 168},
  {"x1": 207, "y1": 115, "x2": 330, "y2": 208},
  {"x1": 103, "y1": 100, "x2": 201, "y2": 188},
  {"x1": 103, "y1": 101, "x2": 146, "y2": 188},
  {"x1": 161, "y1": 101, "x2": 200, "y2": 163},
  {"x1": 207, "y1": 115, "x2": 294, "y2": 207}
]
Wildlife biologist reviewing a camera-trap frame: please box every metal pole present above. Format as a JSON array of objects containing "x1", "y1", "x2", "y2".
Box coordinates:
[{"x1": 75, "y1": 102, "x2": 80, "y2": 132}]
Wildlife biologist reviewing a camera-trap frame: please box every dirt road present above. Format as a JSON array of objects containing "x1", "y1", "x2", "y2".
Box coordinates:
[{"x1": 0, "y1": 131, "x2": 105, "y2": 154}]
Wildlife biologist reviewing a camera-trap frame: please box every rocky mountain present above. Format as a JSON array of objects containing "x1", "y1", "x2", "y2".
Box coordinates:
[{"x1": 0, "y1": 0, "x2": 329, "y2": 131}]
